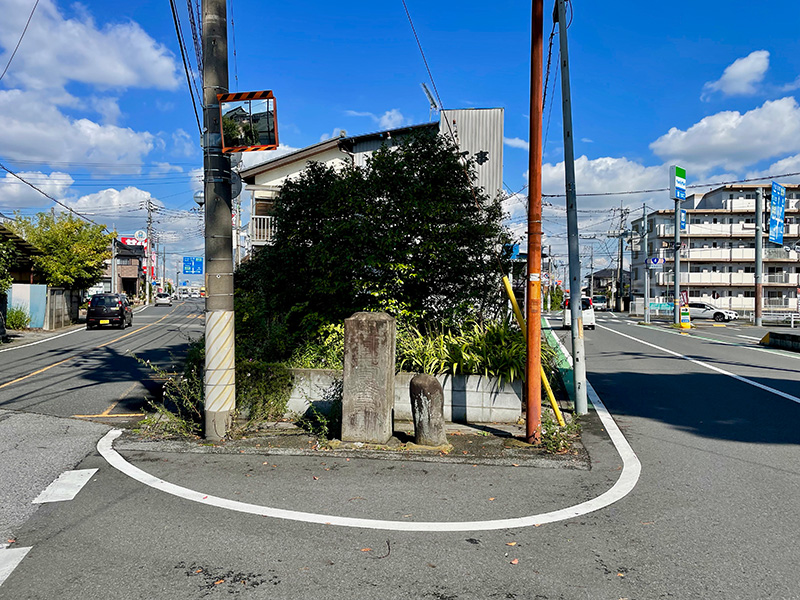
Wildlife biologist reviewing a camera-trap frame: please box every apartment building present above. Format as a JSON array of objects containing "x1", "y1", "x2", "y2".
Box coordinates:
[{"x1": 631, "y1": 183, "x2": 800, "y2": 313}]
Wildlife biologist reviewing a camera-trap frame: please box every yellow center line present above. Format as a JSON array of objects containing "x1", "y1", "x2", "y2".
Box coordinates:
[
  {"x1": 0, "y1": 310, "x2": 176, "y2": 391},
  {"x1": 74, "y1": 382, "x2": 145, "y2": 419}
]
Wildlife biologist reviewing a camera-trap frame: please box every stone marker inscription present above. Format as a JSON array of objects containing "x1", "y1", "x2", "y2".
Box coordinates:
[{"x1": 342, "y1": 312, "x2": 396, "y2": 443}]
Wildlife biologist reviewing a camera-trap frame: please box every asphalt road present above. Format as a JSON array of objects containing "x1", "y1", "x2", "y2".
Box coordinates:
[
  {"x1": 2, "y1": 309, "x2": 799, "y2": 599},
  {"x1": 0, "y1": 300, "x2": 204, "y2": 545}
]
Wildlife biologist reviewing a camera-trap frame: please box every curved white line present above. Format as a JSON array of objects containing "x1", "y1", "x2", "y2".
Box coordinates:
[{"x1": 97, "y1": 384, "x2": 641, "y2": 531}]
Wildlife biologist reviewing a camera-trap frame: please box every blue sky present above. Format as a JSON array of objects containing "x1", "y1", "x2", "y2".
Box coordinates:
[{"x1": 2, "y1": 0, "x2": 800, "y2": 276}]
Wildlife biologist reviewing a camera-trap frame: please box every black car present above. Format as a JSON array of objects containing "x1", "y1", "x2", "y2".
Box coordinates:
[{"x1": 86, "y1": 293, "x2": 133, "y2": 329}]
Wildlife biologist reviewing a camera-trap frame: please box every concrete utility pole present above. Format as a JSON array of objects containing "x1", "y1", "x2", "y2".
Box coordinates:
[
  {"x1": 589, "y1": 245, "x2": 594, "y2": 298},
  {"x1": 615, "y1": 204, "x2": 625, "y2": 312},
  {"x1": 202, "y1": 0, "x2": 236, "y2": 440},
  {"x1": 146, "y1": 201, "x2": 152, "y2": 305},
  {"x1": 643, "y1": 204, "x2": 651, "y2": 324},
  {"x1": 555, "y1": 0, "x2": 587, "y2": 416},
  {"x1": 755, "y1": 186, "x2": 763, "y2": 326},
  {"x1": 524, "y1": 0, "x2": 544, "y2": 443}
]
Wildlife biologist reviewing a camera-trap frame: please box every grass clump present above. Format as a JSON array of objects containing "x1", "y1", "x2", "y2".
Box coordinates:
[{"x1": 5, "y1": 305, "x2": 31, "y2": 330}]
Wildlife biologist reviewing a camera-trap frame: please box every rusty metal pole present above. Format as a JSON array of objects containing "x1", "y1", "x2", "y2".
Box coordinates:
[{"x1": 525, "y1": 0, "x2": 544, "y2": 444}]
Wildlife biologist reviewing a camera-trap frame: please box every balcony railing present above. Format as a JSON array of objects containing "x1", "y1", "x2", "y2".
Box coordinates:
[{"x1": 250, "y1": 215, "x2": 276, "y2": 245}]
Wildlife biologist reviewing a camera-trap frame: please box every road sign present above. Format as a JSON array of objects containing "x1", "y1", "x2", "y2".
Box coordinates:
[
  {"x1": 647, "y1": 257, "x2": 665, "y2": 265},
  {"x1": 134, "y1": 229, "x2": 147, "y2": 241},
  {"x1": 680, "y1": 209, "x2": 687, "y2": 231},
  {"x1": 769, "y1": 181, "x2": 786, "y2": 245},
  {"x1": 649, "y1": 302, "x2": 673, "y2": 310},
  {"x1": 670, "y1": 165, "x2": 686, "y2": 201},
  {"x1": 183, "y1": 256, "x2": 204, "y2": 275}
]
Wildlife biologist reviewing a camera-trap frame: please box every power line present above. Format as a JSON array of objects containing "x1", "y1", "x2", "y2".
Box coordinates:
[
  {"x1": 168, "y1": 0, "x2": 202, "y2": 134},
  {"x1": 0, "y1": 0, "x2": 40, "y2": 84},
  {"x1": 542, "y1": 170, "x2": 800, "y2": 199},
  {"x1": 0, "y1": 161, "x2": 109, "y2": 232}
]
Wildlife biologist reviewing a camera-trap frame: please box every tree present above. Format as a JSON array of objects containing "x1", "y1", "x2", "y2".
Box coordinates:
[
  {"x1": 237, "y1": 132, "x2": 512, "y2": 341},
  {"x1": 0, "y1": 237, "x2": 17, "y2": 293},
  {"x1": 8, "y1": 212, "x2": 114, "y2": 290}
]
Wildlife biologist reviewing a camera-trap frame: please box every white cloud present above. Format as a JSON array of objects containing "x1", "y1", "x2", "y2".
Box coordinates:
[
  {"x1": 504, "y1": 137, "x2": 529, "y2": 150},
  {"x1": 0, "y1": 0, "x2": 180, "y2": 91},
  {"x1": 319, "y1": 128, "x2": 345, "y2": 142},
  {"x1": 542, "y1": 155, "x2": 663, "y2": 201},
  {"x1": 89, "y1": 96, "x2": 121, "y2": 125},
  {"x1": 744, "y1": 154, "x2": 800, "y2": 186},
  {"x1": 782, "y1": 76, "x2": 800, "y2": 92},
  {"x1": 0, "y1": 170, "x2": 73, "y2": 208},
  {"x1": 650, "y1": 97, "x2": 800, "y2": 173},
  {"x1": 345, "y1": 109, "x2": 407, "y2": 130},
  {"x1": 701, "y1": 50, "x2": 769, "y2": 100},
  {"x1": 172, "y1": 129, "x2": 198, "y2": 157},
  {"x1": 238, "y1": 144, "x2": 302, "y2": 171},
  {"x1": 0, "y1": 89, "x2": 155, "y2": 168},
  {"x1": 581, "y1": 138, "x2": 594, "y2": 144}
]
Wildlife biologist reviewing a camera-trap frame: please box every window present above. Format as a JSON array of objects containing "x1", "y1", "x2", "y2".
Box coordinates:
[
  {"x1": 744, "y1": 266, "x2": 755, "y2": 273},
  {"x1": 689, "y1": 290, "x2": 701, "y2": 297},
  {"x1": 744, "y1": 291, "x2": 755, "y2": 298},
  {"x1": 117, "y1": 258, "x2": 132, "y2": 266}
]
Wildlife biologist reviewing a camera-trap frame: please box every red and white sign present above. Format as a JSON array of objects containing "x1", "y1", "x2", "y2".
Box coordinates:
[{"x1": 120, "y1": 236, "x2": 149, "y2": 251}]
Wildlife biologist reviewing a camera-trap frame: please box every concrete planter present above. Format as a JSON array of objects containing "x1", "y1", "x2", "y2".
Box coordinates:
[{"x1": 287, "y1": 368, "x2": 522, "y2": 424}]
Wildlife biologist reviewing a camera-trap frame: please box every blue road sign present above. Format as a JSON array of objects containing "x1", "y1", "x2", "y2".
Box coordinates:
[
  {"x1": 680, "y1": 209, "x2": 687, "y2": 231},
  {"x1": 183, "y1": 256, "x2": 204, "y2": 275},
  {"x1": 769, "y1": 182, "x2": 786, "y2": 245}
]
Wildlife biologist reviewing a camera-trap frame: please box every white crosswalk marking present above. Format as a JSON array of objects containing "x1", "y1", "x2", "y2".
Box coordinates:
[{"x1": 32, "y1": 469, "x2": 98, "y2": 504}]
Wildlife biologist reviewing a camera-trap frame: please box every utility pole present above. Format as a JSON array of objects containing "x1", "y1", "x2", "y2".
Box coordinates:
[
  {"x1": 589, "y1": 245, "x2": 594, "y2": 298},
  {"x1": 202, "y1": 0, "x2": 236, "y2": 440},
  {"x1": 146, "y1": 201, "x2": 152, "y2": 305},
  {"x1": 555, "y1": 0, "x2": 587, "y2": 416},
  {"x1": 524, "y1": 0, "x2": 544, "y2": 443},
  {"x1": 547, "y1": 244, "x2": 552, "y2": 312},
  {"x1": 110, "y1": 237, "x2": 116, "y2": 295},
  {"x1": 643, "y1": 203, "x2": 651, "y2": 324},
  {"x1": 616, "y1": 203, "x2": 625, "y2": 312},
  {"x1": 755, "y1": 186, "x2": 763, "y2": 326}
]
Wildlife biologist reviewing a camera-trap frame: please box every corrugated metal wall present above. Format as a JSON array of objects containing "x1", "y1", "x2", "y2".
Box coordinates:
[{"x1": 439, "y1": 108, "x2": 504, "y2": 200}]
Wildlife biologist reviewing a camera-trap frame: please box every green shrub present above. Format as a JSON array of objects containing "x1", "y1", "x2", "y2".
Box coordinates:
[
  {"x1": 234, "y1": 360, "x2": 293, "y2": 428},
  {"x1": 135, "y1": 357, "x2": 204, "y2": 438},
  {"x1": 6, "y1": 305, "x2": 31, "y2": 330},
  {"x1": 288, "y1": 323, "x2": 344, "y2": 369},
  {"x1": 397, "y1": 317, "x2": 556, "y2": 387}
]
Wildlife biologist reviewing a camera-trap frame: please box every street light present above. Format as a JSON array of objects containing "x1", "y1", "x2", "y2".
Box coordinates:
[{"x1": 193, "y1": 190, "x2": 205, "y2": 207}]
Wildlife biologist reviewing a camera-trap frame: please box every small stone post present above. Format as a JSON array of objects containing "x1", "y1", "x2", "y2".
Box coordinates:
[
  {"x1": 410, "y1": 374, "x2": 447, "y2": 447},
  {"x1": 341, "y1": 312, "x2": 396, "y2": 443}
]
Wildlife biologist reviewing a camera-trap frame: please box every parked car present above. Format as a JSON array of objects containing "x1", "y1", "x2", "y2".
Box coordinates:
[
  {"x1": 86, "y1": 293, "x2": 133, "y2": 329},
  {"x1": 154, "y1": 292, "x2": 172, "y2": 307},
  {"x1": 560, "y1": 296, "x2": 596, "y2": 330},
  {"x1": 592, "y1": 295, "x2": 608, "y2": 311},
  {"x1": 190, "y1": 291, "x2": 200, "y2": 299},
  {"x1": 687, "y1": 302, "x2": 738, "y2": 322}
]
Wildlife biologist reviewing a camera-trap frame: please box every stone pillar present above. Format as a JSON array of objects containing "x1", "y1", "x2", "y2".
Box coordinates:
[
  {"x1": 410, "y1": 374, "x2": 447, "y2": 447},
  {"x1": 342, "y1": 312, "x2": 396, "y2": 443}
]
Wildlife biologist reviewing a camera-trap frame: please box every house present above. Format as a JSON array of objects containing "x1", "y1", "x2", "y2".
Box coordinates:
[
  {"x1": 239, "y1": 108, "x2": 504, "y2": 250},
  {"x1": 91, "y1": 239, "x2": 145, "y2": 298},
  {"x1": 630, "y1": 183, "x2": 800, "y2": 313}
]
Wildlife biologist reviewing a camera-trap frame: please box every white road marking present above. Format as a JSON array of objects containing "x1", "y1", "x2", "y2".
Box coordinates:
[
  {"x1": 597, "y1": 324, "x2": 800, "y2": 405},
  {"x1": 737, "y1": 335, "x2": 762, "y2": 341},
  {"x1": 0, "y1": 547, "x2": 31, "y2": 588},
  {"x1": 0, "y1": 327, "x2": 84, "y2": 354},
  {"x1": 98, "y1": 389, "x2": 641, "y2": 532},
  {"x1": 32, "y1": 469, "x2": 98, "y2": 504}
]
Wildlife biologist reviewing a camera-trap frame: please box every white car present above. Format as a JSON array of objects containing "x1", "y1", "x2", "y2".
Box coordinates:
[
  {"x1": 154, "y1": 292, "x2": 172, "y2": 307},
  {"x1": 687, "y1": 302, "x2": 738, "y2": 322},
  {"x1": 560, "y1": 296, "x2": 596, "y2": 330},
  {"x1": 592, "y1": 295, "x2": 608, "y2": 311}
]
